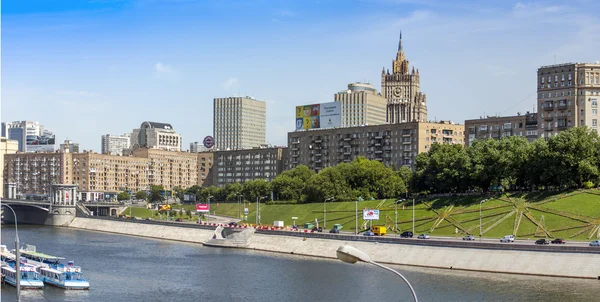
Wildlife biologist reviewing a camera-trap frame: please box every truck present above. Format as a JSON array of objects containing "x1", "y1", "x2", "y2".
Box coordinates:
[{"x1": 372, "y1": 225, "x2": 387, "y2": 236}]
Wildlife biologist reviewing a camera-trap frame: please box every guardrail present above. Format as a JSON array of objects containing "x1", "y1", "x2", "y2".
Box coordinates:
[{"x1": 79, "y1": 215, "x2": 600, "y2": 255}]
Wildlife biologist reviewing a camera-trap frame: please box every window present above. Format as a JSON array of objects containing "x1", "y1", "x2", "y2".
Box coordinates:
[
  {"x1": 593, "y1": 119, "x2": 598, "y2": 127},
  {"x1": 593, "y1": 109, "x2": 598, "y2": 116},
  {"x1": 541, "y1": 77, "x2": 545, "y2": 84},
  {"x1": 593, "y1": 100, "x2": 598, "y2": 108},
  {"x1": 568, "y1": 110, "x2": 572, "y2": 116}
]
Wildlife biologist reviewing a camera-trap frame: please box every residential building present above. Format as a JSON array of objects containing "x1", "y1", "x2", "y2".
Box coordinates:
[
  {"x1": 381, "y1": 32, "x2": 427, "y2": 123},
  {"x1": 1, "y1": 121, "x2": 56, "y2": 152},
  {"x1": 1, "y1": 137, "x2": 19, "y2": 197},
  {"x1": 59, "y1": 140, "x2": 80, "y2": 153},
  {"x1": 464, "y1": 112, "x2": 538, "y2": 146},
  {"x1": 101, "y1": 133, "x2": 131, "y2": 155},
  {"x1": 130, "y1": 121, "x2": 182, "y2": 152},
  {"x1": 537, "y1": 62, "x2": 600, "y2": 137},
  {"x1": 212, "y1": 146, "x2": 288, "y2": 187},
  {"x1": 288, "y1": 121, "x2": 464, "y2": 171},
  {"x1": 197, "y1": 151, "x2": 214, "y2": 187},
  {"x1": 4, "y1": 152, "x2": 68, "y2": 198},
  {"x1": 131, "y1": 148, "x2": 198, "y2": 190},
  {"x1": 213, "y1": 96, "x2": 266, "y2": 150},
  {"x1": 334, "y1": 82, "x2": 388, "y2": 127}
]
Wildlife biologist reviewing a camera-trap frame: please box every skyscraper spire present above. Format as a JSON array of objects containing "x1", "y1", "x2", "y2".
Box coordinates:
[{"x1": 398, "y1": 30, "x2": 403, "y2": 51}]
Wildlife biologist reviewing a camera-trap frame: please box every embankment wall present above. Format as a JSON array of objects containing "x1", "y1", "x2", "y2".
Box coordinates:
[{"x1": 68, "y1": 218, "x2": 600, "y2": 279}]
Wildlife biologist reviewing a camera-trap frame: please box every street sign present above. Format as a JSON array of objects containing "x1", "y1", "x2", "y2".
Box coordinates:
[
  {"x1": 244, "y1": 208, "x2": 249, "y2": 214},
  {"x1": 291, "y1": 216, "x2": 298, "y2": 220},
  {"x1": 196, "y1": 204, "x2": 209, "y2": 212}
]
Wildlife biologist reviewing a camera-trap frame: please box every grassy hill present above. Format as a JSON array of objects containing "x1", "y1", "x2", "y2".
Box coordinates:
[{"x1": 125, "y1": 189, "x2": 600, "y2": 240}]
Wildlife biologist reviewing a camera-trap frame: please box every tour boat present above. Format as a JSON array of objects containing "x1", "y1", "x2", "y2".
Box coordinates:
[
  {"x1": 1, "y1": 261, "x2": 45, "y2": 289},
  {"x1": 19, "y1": 244, "x2": 64, "y2": 265},
  {"x1": 39, "y1": 261, "x2": 90, "y2": 290}
]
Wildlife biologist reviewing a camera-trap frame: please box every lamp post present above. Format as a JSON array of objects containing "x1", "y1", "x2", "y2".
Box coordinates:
[
  {"x1": 324, "y1": 197, "x2": 334, "y2": 229},
  {"x1": 237, "y1": 194, "x2": 242, "y2": 221},
  {"x1": 336, "y1": 245, "x2": 418, "y2": 302},
  {"x1": 412, "y1": 197, "x2": 415, "y2": 235},
  {"x1": 479, "y1": 199, "x2": 488, "y2": 242},
  {"x1": 207, "y1": 195, "x2": 213, "y2": 224},
  {"x1": 395, "y1": 199, "x2": 405, "y2": 237},
  {"x1": 355, "y1": 198, "x2": 358, "y2": 235},
  {"x1": 2, "y1": 204, "x2": 21, "y2": 301},
  {"x1": 256, "y1": 196, "x2": 267, "y2": 225}
]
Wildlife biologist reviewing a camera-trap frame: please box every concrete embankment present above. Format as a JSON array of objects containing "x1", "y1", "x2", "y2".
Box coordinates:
[{"x1": 68, "y1": 218, "x2": 600, "y2": 279}]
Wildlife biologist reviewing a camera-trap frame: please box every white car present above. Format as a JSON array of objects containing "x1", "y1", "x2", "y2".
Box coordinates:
[
  {"x1": 590, "y1": 240, "x2": 600, "y2": 247},
  {"x1": 417, "y1": 234, "x2": 430, "y2": 239},
  {"x1": 500, "y1": 235, "x2": 515, "y2": 243}
]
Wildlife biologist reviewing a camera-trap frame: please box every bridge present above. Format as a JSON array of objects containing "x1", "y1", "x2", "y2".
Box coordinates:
[{"x1": 1, "y1": 184, "x2": 122, "y2": 226}]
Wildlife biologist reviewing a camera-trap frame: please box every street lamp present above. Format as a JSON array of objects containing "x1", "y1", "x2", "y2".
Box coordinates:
[
  {"x1": 336, "y1": 245, "x2": 418, "y2": 302},
  {"x1": 479, "y1": 199, "x2": 488, "y2": 242},
  {"x1": 207, "y1": 195, "x2": 213, "y2": 224},
  {"x1": 256, "y1": 195, "x2": 268, "y2": 225},
  {"x1": 395, "y1": 199, "x2": 405, "y2": 237},
  {"x1": 324, "y1": 197, "x2": 334, "y2": 229},
  {"x1": 2, "y1": 204, "x2": 21, "y2": 301}
]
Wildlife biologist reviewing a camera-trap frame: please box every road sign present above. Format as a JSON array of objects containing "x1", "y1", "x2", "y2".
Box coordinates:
[
  {"x1": 196, "y1": 204, "x2": 209, "y2": 212},
  {"x1": 244, "y1": 208, "x2": 249, "y2": 214},
  {"x1": 363, "y1": 209, "x2": 380, "y2": 220},
  {"x1": 291, "y1": 216, "x2": 298, "y2": 220}
]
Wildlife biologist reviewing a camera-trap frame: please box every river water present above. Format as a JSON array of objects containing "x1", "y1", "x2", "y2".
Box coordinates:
[{"x1": 1, "y1": 225, "x2": 598, "y2": 302}]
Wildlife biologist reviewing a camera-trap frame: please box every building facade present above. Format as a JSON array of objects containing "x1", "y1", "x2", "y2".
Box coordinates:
[
  {"x1": 1, "y1": 121, "x2": 56, "y2": 152},
  {"x1": 464, "y1": 112, "x2": 538, "y2": 146},
  {"x1": 334, "y1": 82, "x2": 387, "y2": 127},
  {"x1": 537, "y1": 62, "x2": 600, "y2": 137},
  {"x1": 1, "y1": 137, "x2": 19, "y2": 197},
  {"x1": 212, "y1": 147, "x2": 288, "y2": 187},
  {"x1": 131, "y1": 148, "x2": 199, "y2": 190},
  {"x1": 213, "y1": 97, "x2": 266, "y2": 150},
  {"x1": 130, "y1": 122, "x2": 182, "y2": 152},
  {"x1": 4, "y1": 152, "x2": 68, "y2": 198},
  {"x1": 381, "y1": 32, "x2": 427, "y2": 124},
  {"x1": 288, "y1": 121, "x2": 464, "y2": 171},
  {"x1": 190, "y1": 142, "x2": 210, "y2": 153},
  {"x1": 101, "y1": 134, "x2": 131, "y2": 155},
  {"x1": 197, "y1": 152, "x2": 214, "y2": 187}
]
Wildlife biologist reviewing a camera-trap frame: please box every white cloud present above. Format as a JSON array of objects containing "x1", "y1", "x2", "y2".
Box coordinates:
[
  {"x1": 55, "y1": 90, "x2": 97, "y2": 97},
  {"x1": 221, "y1": 77, "x2": 239, "y2": 91},
  {"x1": 512, "y1": 2, "x2": 568, "y2": 18},
  {"x1": 154, "y1": 62, "x2": 174, "y2": 73},
  {"x1": 153, "y1": 62, "x2": 179, "y2": 81}
]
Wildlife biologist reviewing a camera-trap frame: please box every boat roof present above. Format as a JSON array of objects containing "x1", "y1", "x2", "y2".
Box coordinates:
[
  {"x1": 40, "y1": 266, "x2": 62, "y2": 274},
  {"x1": 21, "y1": 250, "x2": 65, "y2": 261}
]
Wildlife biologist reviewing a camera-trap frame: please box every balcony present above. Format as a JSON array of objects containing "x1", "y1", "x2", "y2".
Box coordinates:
[
  {"x1": 557, "y1": 102, "x2": 568, "y2": 109},
  {"x1": 544, "y1": 115, "x2": 553, "y2": 121},
  {"x1": 545, "y1": 127, "x2": 553, "y2": 131},
  {"x1": 542, "y1": 102, "x2": 554, "y2": 111}
]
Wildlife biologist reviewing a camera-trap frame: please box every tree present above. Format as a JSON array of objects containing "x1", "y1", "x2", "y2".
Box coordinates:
[
  {"x1": 396, "y1": 166, "x2": 413, "y2": 194},
  {"x1": 185, "y1": 185, "x2": 203, "y2": 202},
  {"x1": 135, "y1": 191, "x2": 148, "y2": 201},
  {"x1": 150, "y1": 185, "x2": 165, "y2": 203},
  {"x1": 415, "y1": 143, "x2": 470, "y2": 193},
  {"x1": 242, "y1": 179, "x2": 271, "y2": 203},
  {"x1": 172, "y1": 186, "x2": 185, "y2": 202},
  {"x1": 117, "y1": 191, "x2": 129, "y2": 201},
  {"x1": 271, "y1": 165, "x2": 315, "y2": 202},
  {"x1": 223, "y1": 183, "x2": 243, "y2": 201}
]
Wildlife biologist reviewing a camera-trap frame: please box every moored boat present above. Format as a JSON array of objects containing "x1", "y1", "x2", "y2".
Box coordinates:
[
  {"x1": 1, "y1": 261, "x2": 45, "y2": 289},
  {"x1": 39, "y1": 261, "x2": 90, "y2": 290}
]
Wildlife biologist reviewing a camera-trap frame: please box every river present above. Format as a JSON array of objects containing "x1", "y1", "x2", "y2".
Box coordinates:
[{"x1": 1, "y1": 225, "x2": 598, "y2": 302}]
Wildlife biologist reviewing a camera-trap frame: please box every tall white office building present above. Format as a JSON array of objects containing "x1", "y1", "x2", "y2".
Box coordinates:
[
  {"x1": 213, "y1": 96, "x2": 266, "y2": 150},
  {"x1": 101, "y1": 133, "x2": 131, "y2": 155}
]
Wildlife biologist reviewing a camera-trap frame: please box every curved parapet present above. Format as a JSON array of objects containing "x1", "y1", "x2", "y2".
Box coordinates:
[{"x1": 203, "y1": 227, "x2": 256, "y2": 248}]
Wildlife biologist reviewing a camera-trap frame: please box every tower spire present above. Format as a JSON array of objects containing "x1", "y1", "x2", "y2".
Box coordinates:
[{"x1": 398, "y1": 30, "x2": 403, "y2": 51}]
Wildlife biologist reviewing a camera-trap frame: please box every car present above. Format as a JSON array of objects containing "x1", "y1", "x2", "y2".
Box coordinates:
[
  {"x1": 500, "y1": 235, "x2": 515, "y2": 243},
  {"x1": 463, "y1": 235, "x2": 475, "y2": 241},
  {"x1": 400, "y1": 231, "x2": 413, "y2": 238},
  {"x1": 363, "y1": 231, "x2": 375, "y2": 236},
  {"x1": 312, "y1": 227, "x2": 323, "y2": 232},
  {"x1": 590, "y1": 240, "x2": 600, "y2": 247},
  {"x1": 329, "y1": 228, "x2": 340, "y2": 234},
  {"x1": 535, "y1": 239, "x2": 550, "y2": 245},
  {"x1": 228, "y1": 222, "x2": 238, "y2": 227},
  {"x1": 175, "y1": 218, "x2": 182, "y2": 222},
  {"x1": 551, "y1": 238, "x2": 566, "y2": 244},
  {"x1": 417, "y1": 234, "x2": 430, "y2": 239}
]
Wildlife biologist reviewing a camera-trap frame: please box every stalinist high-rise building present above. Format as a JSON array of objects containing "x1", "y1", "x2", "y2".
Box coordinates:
[{"x1": 381, "y1": 32, "x2": 427, "y2": 123}]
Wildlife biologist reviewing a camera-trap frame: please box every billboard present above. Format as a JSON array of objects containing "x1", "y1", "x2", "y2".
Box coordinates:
[
  {"x1": 26, "y1": 131, "x2": 55, "y2": 152},
  {"x1": 363, "y1": 209, "x2": 380, "y2": 220},
  {"x1": 295, "y1": 102, "x2": 341, "y2": 131},
  {"x1": 196, "y1": 204, "x2": 210, "y2": 212},
  {"x1": 184, "y1": 194, "x2": 196, "y2": 202}
]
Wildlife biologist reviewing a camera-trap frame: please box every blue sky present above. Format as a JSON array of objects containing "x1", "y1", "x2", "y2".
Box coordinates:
[{"x1": 2, "y1": 0, "x2": 599, "y2": 151}]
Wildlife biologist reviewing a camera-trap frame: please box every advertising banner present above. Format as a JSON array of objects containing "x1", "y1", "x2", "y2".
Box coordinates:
[
  {"x1": 362, "y1": 209, "x2": 380, "y2": 220},
  {"x1": 183, "y1": 194, "x2": 196, "y2": 202},
  {"x1": 196, "y1": 204, "x2": 210, "y2": 212},
  {"x1": 295, "y1": 102, "x2": 341, "y2": 131}
]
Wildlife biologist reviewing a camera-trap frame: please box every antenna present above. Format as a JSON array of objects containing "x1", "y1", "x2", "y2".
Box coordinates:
[{"x1": 554, "y1": 54, "x2": 556, "y2": 64}]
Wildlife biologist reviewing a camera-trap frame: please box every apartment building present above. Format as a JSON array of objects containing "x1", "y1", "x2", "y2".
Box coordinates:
[
  {"x1": 288, "y1": 121, "x2": 464, "y2": 171},
  {"x1": 59, "y1": 140, "x2": 80, "y2": 153},
  {"x1": 464, "y1": 112, "x2": 538, "y2": 146},
  {"x1": 131, "y1": 148, "x2": 198, "y2": 190},
  {"x1": 1, "y1": 137, "x2": 19, "y2": 197},
  {"x1": 197, "y1": 151, "x2": 214, "y2": 187},
  {"x1": 1, "y1": 121, "x2": 55, "y2": 152},
  {"x1": 212, "y1": 146, "x2": 288, "y2": 187},
  {"x1": 4, "y1": 152, "x2": 68, "y2": 197},
  {"x1": 213, "y1": 96, "x2": 266, "y2": 150},
  {"x1": 537, "y1": 62, "x2": 600, "y2": 137},
  {"x1": 334, "y1": 82, "x2": 387, "y2": 127},
  {"x1": 130, "y1": 121, "x2": 182, "y2": 152},
  {"x1": 101, "y1": 134, "x2": 131, "y2": 155}
]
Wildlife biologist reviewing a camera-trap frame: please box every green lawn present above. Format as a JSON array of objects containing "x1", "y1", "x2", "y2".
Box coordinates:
[{"x1": 121, "y1": 190, "x2": 600, "y2": 240}]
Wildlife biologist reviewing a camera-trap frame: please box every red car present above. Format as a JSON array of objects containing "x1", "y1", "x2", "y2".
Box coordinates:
[{"x1": 551, "y1": 238, "x2": 566, "y2": 244}]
